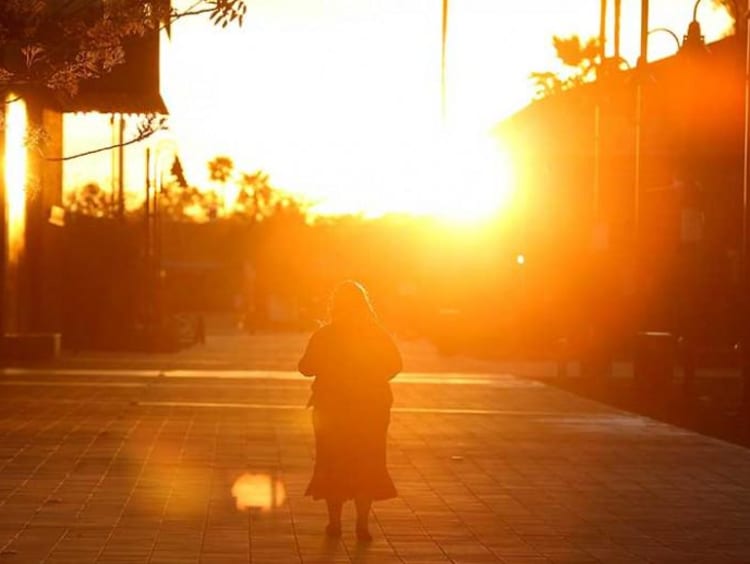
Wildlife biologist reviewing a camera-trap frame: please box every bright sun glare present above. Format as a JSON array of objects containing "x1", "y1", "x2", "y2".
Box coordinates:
[
  {"x1": 158, "y1": 0, "x2": 526, "y2": 222},
  {"x1": 405, "y1": 129, "x2": 515, "y2": 223},
  {"x1": 449, "y1": 133, "x2": 514, "y2": 222},
  {"x1": 297, "y1": 126, "x2": 515, "y2": 222},
  {"x1": 59, "y1": 0, "x2": 735, "y2": 223}
]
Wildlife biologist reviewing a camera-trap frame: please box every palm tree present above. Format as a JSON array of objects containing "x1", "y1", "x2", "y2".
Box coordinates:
[
  {"x1": 207, "y1": 156, "x2": 235, "y2": 184},
  {"x1": 530, "y1": 35, "x2": 602, "y2": 99},
  {"x1": 207, "y1": 155, "x2": 237, "y2": 215}
]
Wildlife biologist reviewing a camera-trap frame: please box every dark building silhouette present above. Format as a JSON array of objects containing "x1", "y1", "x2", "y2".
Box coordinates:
[
  {"x1": 496, "y1": 33, "x2": 745, "y2": 352},
  {"x1": 0, "y1": 6, "x2": 167, "y2": 357}
]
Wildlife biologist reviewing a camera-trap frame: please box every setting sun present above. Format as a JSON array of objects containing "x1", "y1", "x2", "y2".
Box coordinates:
[
  {"x1": 58, "y1": 0, "x2": 734, "y2": 221},
  {"x1": 157, "y1": 0, "x2": 545, "y2": 220},
  {"x1": 404, "y1": 129, "x2": 515, "y2": 223},
  {"x1": 296, "y1": 126, "x2": 515, "y2": 221},
  {"x1": 153, "y1": 0, "x2": 733, "y2": 220}
]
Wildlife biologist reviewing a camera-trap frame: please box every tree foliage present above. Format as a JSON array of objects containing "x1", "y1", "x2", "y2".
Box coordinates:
[
  {"x1": 712, "y1": 0, "x2": 745, "y2": 34},
  {"x1": 529, "y1": 35, "x2": 601, "y2": 99},
  {"x1": 0, "y1": 1, "x2": 246, "y2": 161},
  {"x1": 0, "y1": 0, "x2": 247, "y2": 99},
  {"x1": 208, "y1": 155, "x2": 235, "y2": 183},
  {"x1": 160, "y1": 167, "x2": 308, "y2": 223},
  {"x1": 64, "y1": 182, "x2": 117, "y2": 217},
  {"x1": 531, "y1": 1, "x2": 739, "y2": 101},
  {"x1": 65, "y1": 156, "x2": 309, "y2": 224}
]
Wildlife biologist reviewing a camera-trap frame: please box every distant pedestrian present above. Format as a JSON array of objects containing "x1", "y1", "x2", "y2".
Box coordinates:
[{"x1": 298, "y1": 280, "x2": 402, "y2": 541}]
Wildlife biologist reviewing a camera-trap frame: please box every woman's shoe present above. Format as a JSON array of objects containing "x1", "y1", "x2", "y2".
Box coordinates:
[
  {"x1": 355, "y1": 527, "x2": 372, "y2": 542},
  {"x1": 325, "y1": 524, "x2": 342, "y2": 538}
]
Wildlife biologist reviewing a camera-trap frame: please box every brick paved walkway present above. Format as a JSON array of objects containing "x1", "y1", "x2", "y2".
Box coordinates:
[{"x1": 1, "y1": 334, "x2": 749, "y2": 562}]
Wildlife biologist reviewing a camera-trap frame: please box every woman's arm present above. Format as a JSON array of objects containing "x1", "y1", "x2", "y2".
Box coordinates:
[
  {"x1": 382, "y1": 332, "x2": 402, "y2": 380},
  {"x1": 298, "y1": 331, "x2": 321, "y2": 377}
]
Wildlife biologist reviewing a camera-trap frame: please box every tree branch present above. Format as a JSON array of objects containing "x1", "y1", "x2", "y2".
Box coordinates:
[
  {"x1": 0, "y1": 1, "x2": 246, "y2": 98},
  {"x1": 173, "y1": 8, "x2": 215, "y2": 18},
  {"x1": 46, "y1": 126, "x2": 163, "y2": 161}
]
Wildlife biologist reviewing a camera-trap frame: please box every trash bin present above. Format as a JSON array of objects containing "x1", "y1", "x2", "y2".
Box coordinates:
[{"x1": 633, "y1": 331, "x2": 676, "y2": 395}]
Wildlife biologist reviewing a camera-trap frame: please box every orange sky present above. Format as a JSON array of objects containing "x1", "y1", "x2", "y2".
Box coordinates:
[{"x1": 64, "y1": 0, "x2": 734, "y2": 219}]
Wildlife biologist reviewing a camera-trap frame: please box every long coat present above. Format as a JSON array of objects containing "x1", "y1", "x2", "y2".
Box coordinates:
[{"x1": 299, "y1": 319, "x2": 402, "y2": 501}]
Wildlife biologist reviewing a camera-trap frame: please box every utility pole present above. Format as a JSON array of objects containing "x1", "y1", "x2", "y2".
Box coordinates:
[
  {"x1": 634, "y1": 0, "x2": 649, "y2": 238},
  {"x1": 614, "y1": 0, "x2": 622, "y2": 60},
  {"x1": 599, "y1": 0, "x2": 607, "y2": 60},
  {"x1": 742, "y1": 0, "x2": 750, "y2": 413},
  {"x1": 594, "y1": 0, "x2": 607, "y2": 218},
  {"x1": 441, "y1": 0, "x2": 448, "y2": 121}
]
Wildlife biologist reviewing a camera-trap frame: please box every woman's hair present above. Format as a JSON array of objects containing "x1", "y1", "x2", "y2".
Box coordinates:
[{"x1": 329, "y1": 280, "x2": 376, "y2": 324}]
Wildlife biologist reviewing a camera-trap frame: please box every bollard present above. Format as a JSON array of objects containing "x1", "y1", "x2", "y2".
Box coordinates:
[
  {"x1": 633, "y1": 331, "x2": 676, "y2": 398},
  {"x1": 678, "y1": 336, "x2": 696, "y2": 398}
]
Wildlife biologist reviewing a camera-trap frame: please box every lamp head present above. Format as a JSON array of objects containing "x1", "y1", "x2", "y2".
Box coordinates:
[{"x1": 681, "y1": 20, "x2": 707, "y2": 55}]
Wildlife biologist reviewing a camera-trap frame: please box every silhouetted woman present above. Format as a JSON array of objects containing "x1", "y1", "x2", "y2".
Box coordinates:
[{"x1": 299, "y1": 281, "x2": 402, "y2": 541}]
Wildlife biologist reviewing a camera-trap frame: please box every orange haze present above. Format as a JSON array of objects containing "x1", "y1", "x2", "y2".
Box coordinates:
[{"x1": 63, "y1": 0, "x2": 733, "y2": 220}]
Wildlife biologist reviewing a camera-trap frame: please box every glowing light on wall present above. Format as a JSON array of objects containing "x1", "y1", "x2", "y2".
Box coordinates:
[{"x1": 4, "y1": 94, "x2": 28, "y2": 266}]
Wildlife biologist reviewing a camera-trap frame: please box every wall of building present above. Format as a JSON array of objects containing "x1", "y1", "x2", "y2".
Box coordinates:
[{"x1": 497, "y1": 33, "x2": 746, "y2": 349}]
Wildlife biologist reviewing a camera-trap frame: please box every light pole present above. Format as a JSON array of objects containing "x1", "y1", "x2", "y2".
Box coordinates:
[
  {"x1": 631, "y1": 0, "x2": 716, "y2": 396},
  {"x1": 634, "y1": 0, "x2": 649, "y2": 240},
  {"x1": 741, "y1": 0, "x2": 750, "y2": 412},
  {"x1": 441, "y1": 0, "x2": 448, "y2": 121},
  {"x1": 631, "y1": 27, "x2": 681, "y2": 234},
  {"x1": 147, "y1": 137, "x2": 177, "y2": 349},
  {"x1": 683, "y1": 0, "x2": 708, "y2": 54},
  {"x1": 649, "y1": 28, "x2": 682, "y2": 51},
  {"x1": 594, "y1": 0, "x2": 607, "y2": 220},
  {"x1": 634, "y1": 0, "x2": 707, "y2": 254}
]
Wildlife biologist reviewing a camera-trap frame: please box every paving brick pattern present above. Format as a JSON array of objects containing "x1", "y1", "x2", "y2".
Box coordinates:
[{"x1": 0, "y1": 335, "x2": 749, "y2": 562}]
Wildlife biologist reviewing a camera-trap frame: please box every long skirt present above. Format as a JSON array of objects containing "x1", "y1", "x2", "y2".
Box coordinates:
[{"x1": 305, "y1": 405, "x2": 396, "y2": 501}]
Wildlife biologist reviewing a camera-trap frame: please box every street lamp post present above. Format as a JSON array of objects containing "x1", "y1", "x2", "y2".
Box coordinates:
[
  {"x1": 683, "y1": 0, "x2": 708, "y2": 54},
  {"x1": 441, "y1": 0, "x2": 448, "y2": 121},
  {"x1": 631, "y1": 0, "x2": 717, "y2": 397},
  {"x1": 145, "y1": 138, "x2": 176, "y2": 350},
  {"x1": 634, "y1": 0, "x2": 649, "y2": 240},
  {"x1": 634, "y1": 0, "x2": 709, "y2": 263},
  {"x1": 649, "y1": 28, "x2": 682, "y2": 51},
  {"x1": 741, "y1": 0, "x2": 750, "y2": 413}
]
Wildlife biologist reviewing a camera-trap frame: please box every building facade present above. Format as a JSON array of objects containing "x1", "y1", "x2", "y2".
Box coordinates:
[
  {"x1": 497, "y1": 33, "x2": 746, "y2": 353},
  {"x1": 1, "y1": 13, "x2": 166, "y2": 356}
]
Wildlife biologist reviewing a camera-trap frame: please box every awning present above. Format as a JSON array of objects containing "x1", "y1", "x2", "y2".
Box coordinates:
[
  {"x1": 60, "y1": 90, "x2": 168, "y2": 115},
  {"x1": 60, "y1": 30, "x2": 167, "y2": 115}
]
